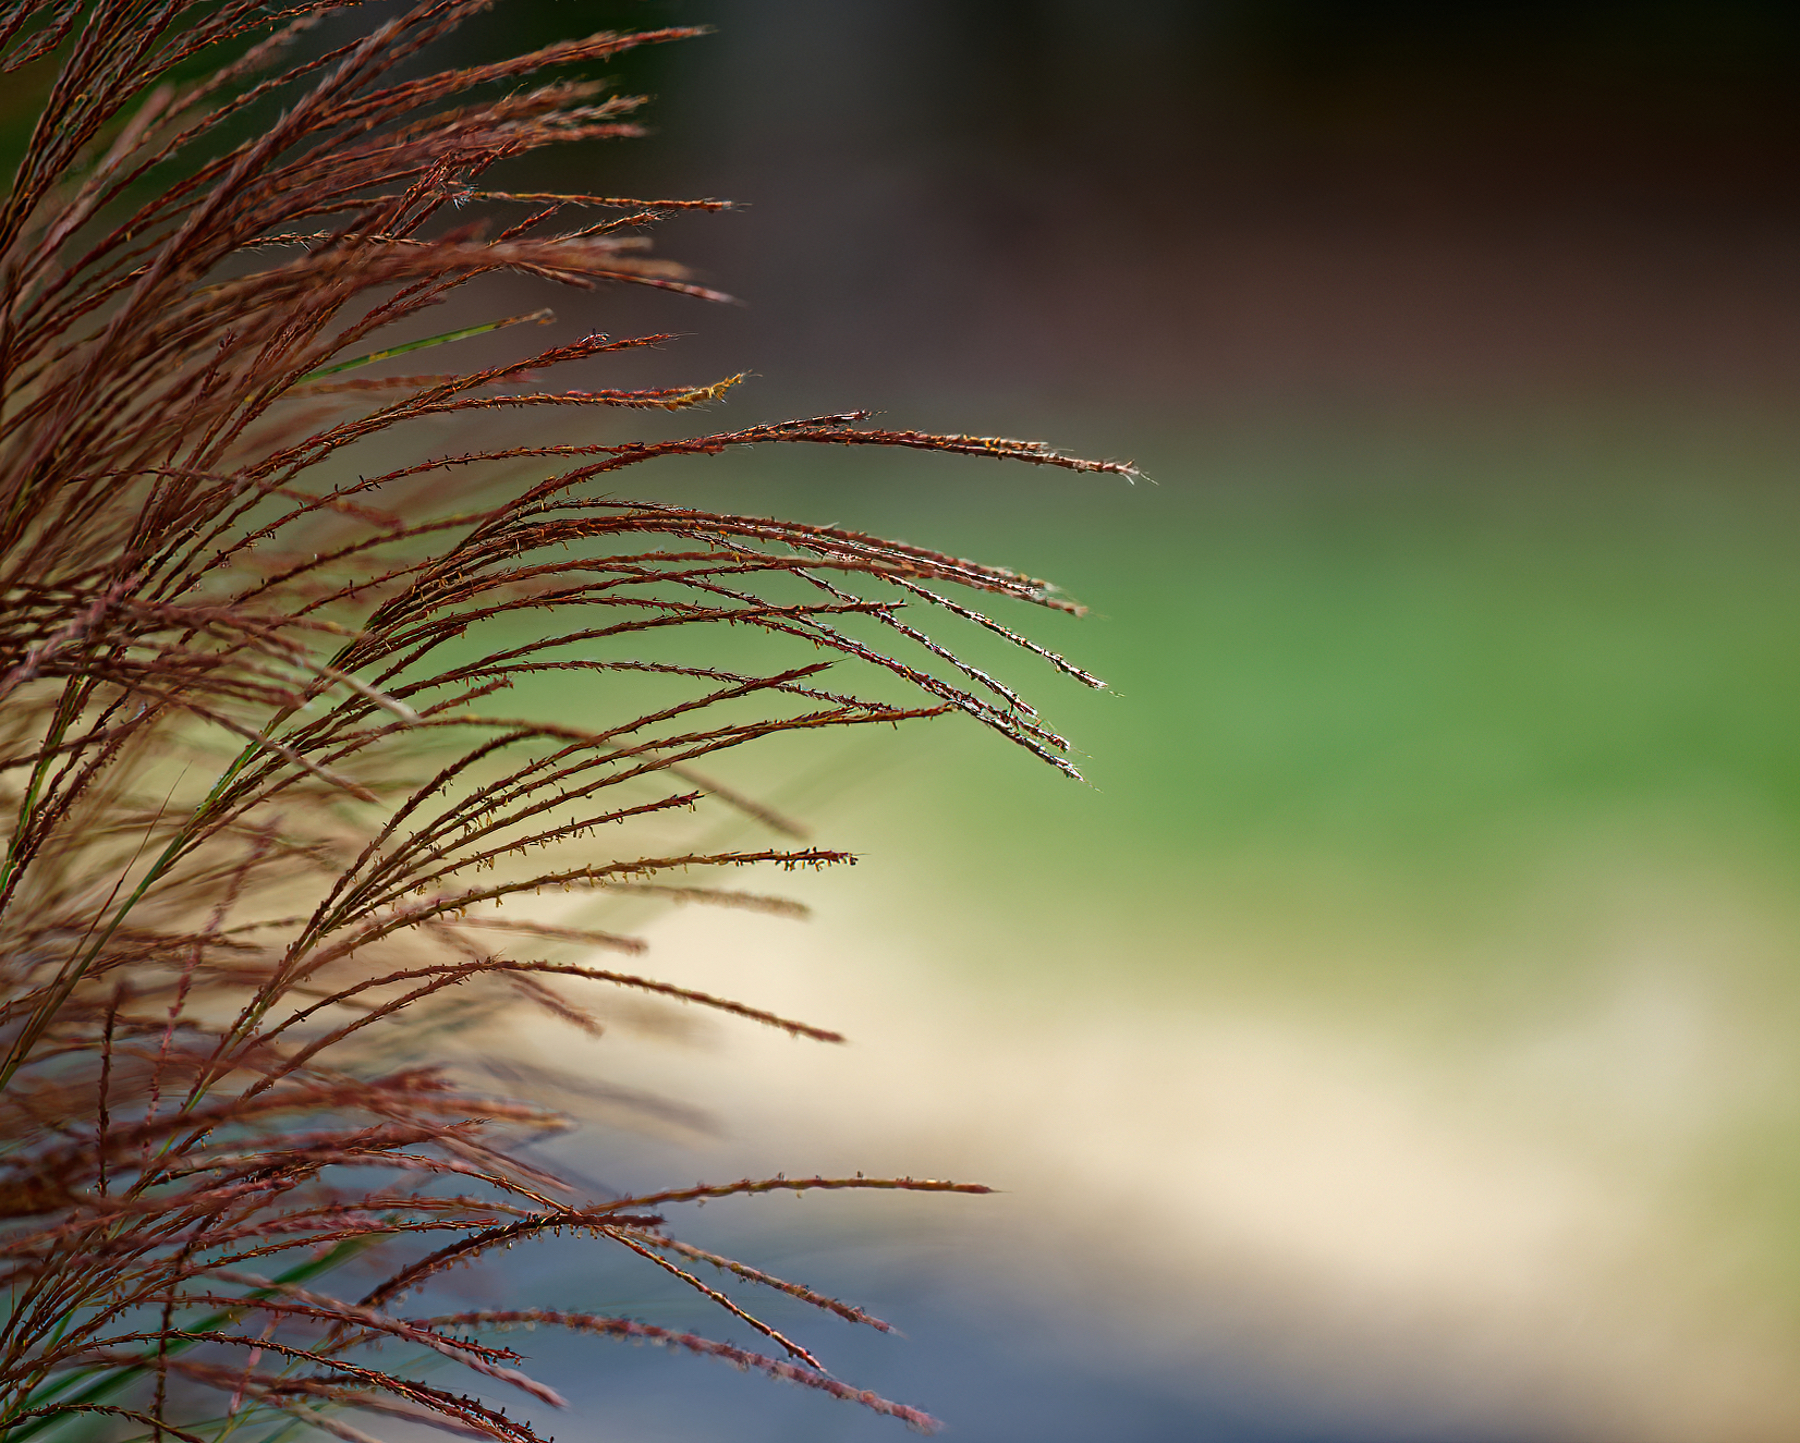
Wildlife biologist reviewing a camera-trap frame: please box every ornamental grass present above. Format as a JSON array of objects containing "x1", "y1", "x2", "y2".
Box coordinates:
[{"x1": 0, "y1": 5, "x2": 1130, "y2": 1438}]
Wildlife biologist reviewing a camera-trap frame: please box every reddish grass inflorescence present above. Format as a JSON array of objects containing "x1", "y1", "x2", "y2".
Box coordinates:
[{"x1": 0, "y1": 3, "x2": 1133, "y2": 1439}]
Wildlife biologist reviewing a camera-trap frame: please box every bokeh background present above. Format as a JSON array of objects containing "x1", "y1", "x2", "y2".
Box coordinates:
[{"x1": 418, "y1": 4, "x2": 1800, "y2": 1439}]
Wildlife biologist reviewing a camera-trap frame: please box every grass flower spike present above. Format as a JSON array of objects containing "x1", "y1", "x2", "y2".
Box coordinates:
[{"x1": 0, "y1": 4, "x2": 1132, "y2": 1438}]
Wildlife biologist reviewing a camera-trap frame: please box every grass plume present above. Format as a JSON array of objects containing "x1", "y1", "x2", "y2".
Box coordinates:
[{"x1": 0, "y1": 4, "x2": 1134, "y2": 1438}]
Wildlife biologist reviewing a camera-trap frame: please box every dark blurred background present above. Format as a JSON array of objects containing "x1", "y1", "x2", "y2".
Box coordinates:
[{"x1": 455, "y1": 0, "x2": 1800, "y2": 417}]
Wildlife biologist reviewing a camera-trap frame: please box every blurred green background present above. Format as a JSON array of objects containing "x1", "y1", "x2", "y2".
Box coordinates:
[{"x1": 438, "y1": 3, "x2": 1800, "y2": 1438}]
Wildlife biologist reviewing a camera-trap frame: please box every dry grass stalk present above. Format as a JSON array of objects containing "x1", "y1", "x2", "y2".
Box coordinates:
[{"x1": 0, "y1": 3, "x2": 1133, "y2": 1438}]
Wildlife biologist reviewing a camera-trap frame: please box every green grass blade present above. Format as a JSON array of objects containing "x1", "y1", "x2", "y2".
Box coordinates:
[
  {"x1": 2, "y1": 1237, "x2": 376, "y2": 1443},
  {"x1": 298, "y1": 307, "x2": 555, "y2": 381}
]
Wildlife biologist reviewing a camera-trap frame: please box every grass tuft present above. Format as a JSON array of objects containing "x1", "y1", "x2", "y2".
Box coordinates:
[{"x1": 0, "y1": 4, "x2": 1130, "y2": 1438}]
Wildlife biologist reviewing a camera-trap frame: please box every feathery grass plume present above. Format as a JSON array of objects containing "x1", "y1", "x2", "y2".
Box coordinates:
[{"x1": 0, "y1": 3, "x2": 1135, "y2": 1439}]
